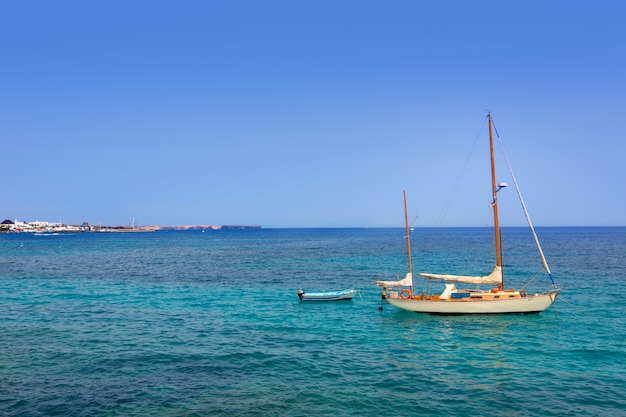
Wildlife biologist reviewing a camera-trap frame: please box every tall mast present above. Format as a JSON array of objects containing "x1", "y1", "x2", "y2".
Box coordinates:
[
  {"x1": 403, "y1": 190, "x2": 413, "y2": 296},
  {"x1": 488, "y1": 113, "x2": 504, "y2": 290}
]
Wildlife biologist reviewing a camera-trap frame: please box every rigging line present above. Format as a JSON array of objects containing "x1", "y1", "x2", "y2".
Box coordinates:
[
  {"x1": 492, "y1": 118, "x2": 556, "y2": 286},
  {"x1": 475, "y1": 210, "x2": 496, "y2": 273},
  {"x1": 556, "y1": 294, "x2": 588, "y2": 314},
  {"x1": 433, "y1": 118, "x2": 487, "y2": 227},
  {"x1": 409, "y1": 210, "x2": 419, "y2": 227},
  {"x1": 520, "y1": 268, "x2": 544, "y2": 290}
]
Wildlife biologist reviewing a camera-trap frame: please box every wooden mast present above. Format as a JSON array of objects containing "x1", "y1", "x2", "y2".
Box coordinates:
[
  {"x1": 488, "y1": 113, "x2": 504, "y2": 291},
  {"x1": 403, "y1": 190, "x2": 413, "y2": 296}
]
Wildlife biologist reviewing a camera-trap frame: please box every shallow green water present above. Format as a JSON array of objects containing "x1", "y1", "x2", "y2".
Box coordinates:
[{"x1": 1, "y1": 228, "x2": 624, "y2": 416}]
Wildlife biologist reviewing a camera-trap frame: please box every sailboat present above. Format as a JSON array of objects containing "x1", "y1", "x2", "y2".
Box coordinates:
[{"x1": 377, "y1": 114, "x2": 559, "y2": 314}]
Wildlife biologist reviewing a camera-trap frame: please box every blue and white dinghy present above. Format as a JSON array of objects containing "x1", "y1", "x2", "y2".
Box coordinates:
[{"x1": 297, "y1": 289, "x2": 358, "y2": 302}]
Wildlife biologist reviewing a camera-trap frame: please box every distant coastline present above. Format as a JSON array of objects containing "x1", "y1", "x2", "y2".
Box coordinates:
[{"x1": 0, "y1": 219, "x2": 261, "y2": 233}]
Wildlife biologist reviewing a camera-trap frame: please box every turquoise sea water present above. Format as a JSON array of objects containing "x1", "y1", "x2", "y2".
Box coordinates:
[{"x1": 1, "y1": 227, "x2": 625, "y2": 416}]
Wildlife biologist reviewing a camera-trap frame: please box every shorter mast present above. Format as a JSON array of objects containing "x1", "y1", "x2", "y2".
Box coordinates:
[{"x1": 404, "y1": 190, "x2": 413, "y2": 295}]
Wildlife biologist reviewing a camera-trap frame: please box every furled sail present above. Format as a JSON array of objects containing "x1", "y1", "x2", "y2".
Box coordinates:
[
  {"x1": 418, "y1": 266, "x2": 502, "y2": 285},
  {"x1": 376, "y1": 273, "x2": 412, "y2": 288}
]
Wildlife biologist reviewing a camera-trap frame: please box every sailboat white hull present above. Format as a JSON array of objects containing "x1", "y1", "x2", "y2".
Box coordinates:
[{"x1": 386, "y1": 292, "x2": 559, "y2": 314}]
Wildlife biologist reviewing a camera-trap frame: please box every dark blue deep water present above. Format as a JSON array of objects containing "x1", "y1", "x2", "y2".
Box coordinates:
[{"x1": 1, "y1": 227, "x2": 625, "y2": 416}]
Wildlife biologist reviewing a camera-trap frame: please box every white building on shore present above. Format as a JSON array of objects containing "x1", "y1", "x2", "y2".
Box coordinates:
[{"x1": 0, "y1": 219, "x2": 83, "y2": 233}]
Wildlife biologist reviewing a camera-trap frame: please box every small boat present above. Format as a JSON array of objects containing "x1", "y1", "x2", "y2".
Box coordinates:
[
  {"x1": 377, "y1": 113, "x2": 560, "y2": 314},
  {"x1": 297, "y1": 289, "x2": 358, "y2": 302}
]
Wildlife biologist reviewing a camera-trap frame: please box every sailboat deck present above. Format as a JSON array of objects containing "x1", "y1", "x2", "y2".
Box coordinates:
[{"x1": 403, "y1": 291, "x2": 524, "y2": 302}]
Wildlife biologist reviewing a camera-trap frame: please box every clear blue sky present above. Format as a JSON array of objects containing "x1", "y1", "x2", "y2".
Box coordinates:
[{"x1": 1, "y1": 1, "x2": 624, "y2": 228}]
